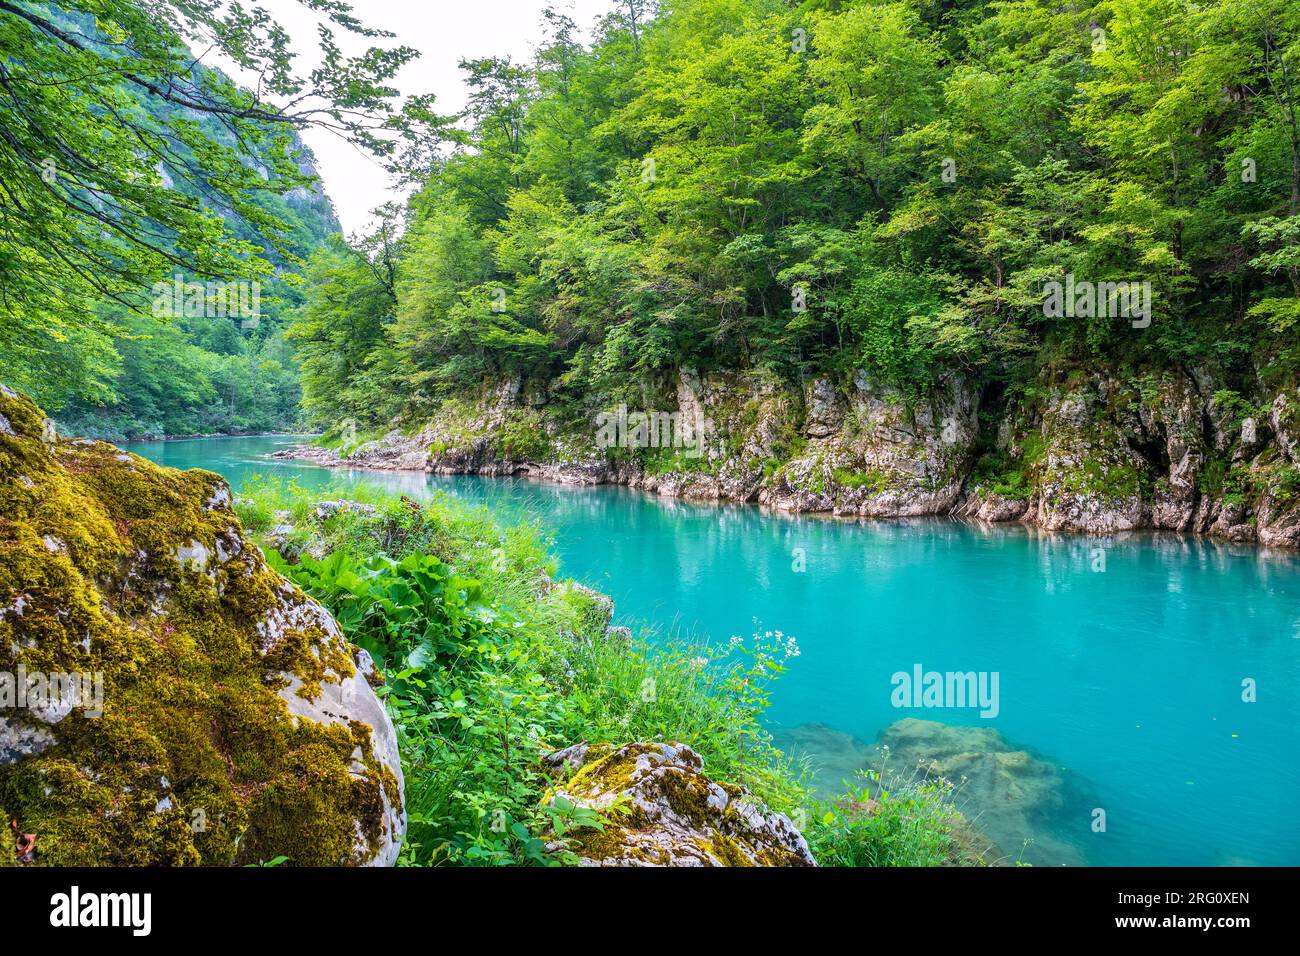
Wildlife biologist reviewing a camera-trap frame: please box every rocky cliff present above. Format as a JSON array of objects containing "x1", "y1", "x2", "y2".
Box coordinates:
[
  {"x1": 0, "y1": 385, "x2": 404, "y2": 865},
  {"x1": 277, "y1": 365, "x2": 1300, "y2": 549}
]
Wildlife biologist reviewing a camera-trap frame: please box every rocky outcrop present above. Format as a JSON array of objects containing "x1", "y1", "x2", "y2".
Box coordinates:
[
  {"x1": 1028, "y1": 377, "x2": 1151, "y2": 534},
  {"x1": 762, "y1": 371, "x2": 979, "y2": 517},
  {"x1": 273, "y1": 365, "x2": 1300, "y2": 549},
  {"x1": 0, "y1": 385, "x2": 404, "y2": 865},
  {"x1": 542, "y1": 741, "x2": 816, "y2": 866}
]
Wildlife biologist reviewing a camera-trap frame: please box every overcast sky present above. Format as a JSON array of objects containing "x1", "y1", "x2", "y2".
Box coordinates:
[{"x1": 210, "y1": 0, "x2": 615, "y2": 236}]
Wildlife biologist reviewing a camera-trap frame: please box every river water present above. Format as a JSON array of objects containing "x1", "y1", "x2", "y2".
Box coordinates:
[{"x1": 123, "y1": 434, "x2": 1300, "y2": 867}]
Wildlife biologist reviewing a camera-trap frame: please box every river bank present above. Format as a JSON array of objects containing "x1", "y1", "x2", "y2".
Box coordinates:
[{"x1": 272, "y1": 367, "x2": 1300, "y2": 551}]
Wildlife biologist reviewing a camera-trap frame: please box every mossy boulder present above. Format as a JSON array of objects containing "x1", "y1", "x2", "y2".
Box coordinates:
[
  {"x1": 542, "y1": 741, "x2": 816, "y2": 867},
  {"x1": 0, "y1": 385, "x2": 404, "y2": 865}
]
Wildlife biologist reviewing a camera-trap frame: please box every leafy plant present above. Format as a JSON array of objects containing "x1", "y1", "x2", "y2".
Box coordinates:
[
  {"x1": 252, "y1": 482, "x2": 823, "y2": 865},
  {"x1": 805, "y1": 769, "x2": 967, "y2": 868}
]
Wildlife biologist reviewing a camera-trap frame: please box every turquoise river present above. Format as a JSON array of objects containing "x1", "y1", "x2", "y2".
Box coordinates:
[{"x1": 123, "y1": 434, "x2": 1300, "y2": 867}]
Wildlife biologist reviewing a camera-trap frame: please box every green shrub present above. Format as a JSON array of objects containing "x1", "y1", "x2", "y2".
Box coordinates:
[
  {"x1": 832, "y1": 467, "x2": 889, "y2": 494},
  {"x1": 1197, "y1": 455, "x2": 1253, "y2": 505},
  {"x1": 805, "y1": 768, "x2": 969, "y2": 867},
  {"x1": 242, "y1": 480, "x2": 815, "y2": 864},
  {"x1": 1272, "y1": 465, "x2": 1300, "y2": 504},
  {"x1": 498, "y1": 410, "x2": 553, "y2": 461},
  {"x1": 641, "y1": 445, "x2": 714, "y2": 476},
  {"x1": 968, "y1": 451, "x2": 1032, "y2": 501}
]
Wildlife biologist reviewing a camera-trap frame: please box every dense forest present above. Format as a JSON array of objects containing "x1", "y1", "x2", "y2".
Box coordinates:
[
  {"x1": 46, "y1": 91, "x2": 340, "y2": 442},
  {"x1": 289, "y1": 0, "x2": 1300, "y2": 439},
  {"x1": 9, "y1": 0, "x2": 1300, "y2": 441}
]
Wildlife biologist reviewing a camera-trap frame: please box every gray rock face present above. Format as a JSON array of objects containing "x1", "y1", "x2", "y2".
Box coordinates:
[
  {"x1": 753, "y1": 371, "x2": 979, "y2": 517},
  {"x1": 269, "y1": 366, "x2": 1300, "y2": 550},
  {"x1": 1029, "y1": 378, "x2": 1150, "y2": 534},
  {"x1": 952, "y1": 490, "x2": 1030, "y2": 523},
  {"x1": 543, "y1": 741, "x2": 816, "y2": 867},
  {"x1": 803, "y1": 376, "x2": 845, "y2": 438},
  {"x1": 278, "y1": 643, "x2": 406, "y2": 867},
  {"x1": 1271, "y1": 389, "x2": 1300, "y2": 464},
  {"x1": 870, "y1": 718, "x2": 1091, "y2": 867}
]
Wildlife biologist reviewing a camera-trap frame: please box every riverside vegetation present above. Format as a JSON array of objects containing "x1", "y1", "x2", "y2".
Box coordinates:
[{"x1": 233, "y1": 476, "x2": 980, "y2": 866}]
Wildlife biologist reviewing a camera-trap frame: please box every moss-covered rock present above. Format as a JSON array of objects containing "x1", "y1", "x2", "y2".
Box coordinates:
[
  {"x1": 542, "y1": 741, "x2": 816, "y2": 867},
  {"x1": 0, "y1": 385, "x2": 404, "y2": 865}
]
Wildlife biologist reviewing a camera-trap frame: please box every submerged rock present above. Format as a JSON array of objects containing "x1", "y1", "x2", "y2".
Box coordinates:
[
  {"x1": 771, "y1": 722, "x2": 877, "y2": 799},
  {"x1": 0, "y1": 385, "x2": 404, "y2": 865},
  {"x1": 777, "y1": 719, "x2": 1093, "y2": 866},
  {"x1": 774, "y1": 722, "x2": 1001, "y2": 865},
  {"x1": 542, "y1": 741, "x2": 816, "y2": 867},
  {"x1": 871, "y1": 718, "x2": 1088, "y2": 866}
]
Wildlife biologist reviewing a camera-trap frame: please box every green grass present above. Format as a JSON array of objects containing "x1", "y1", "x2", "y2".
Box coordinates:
[
  {"x1": 805, "y1": 768, "x2": 970, "y2": 867},
  {"x1": 968, "y1": 451, "x2": 1033, "y2": 501},
  {"x1": 498, "y1": 409, "x2": 554, "y2": 461},
  {"x1": 1197, "y1": 455, "x2": 1252, "y2": 505}
]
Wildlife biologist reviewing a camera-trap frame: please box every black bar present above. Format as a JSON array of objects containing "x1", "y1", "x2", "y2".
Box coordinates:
[{"x1": 1, "y1": 866, "x2": 1284, "y2": 942}]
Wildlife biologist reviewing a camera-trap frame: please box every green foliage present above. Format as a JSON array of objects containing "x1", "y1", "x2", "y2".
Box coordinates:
[
  {"x1": 498, "y1": 410, "x2": 554, "y2": 461},
  {"x1": 284, "y1": 0, "x2": 1300, "y2": 425},
  {"x1": 969, "y1": 451, "x2": 1033, "y2": 501},
  {"x1": 52, "y1": 314, "x2": 305, "y2": 439},
  {"x1": 559, "y1": 628, "x2": 808, "y2": 815},
  {"x1": 805, "y1": 768, "x2": 968, "y2": 868},
  {"x1": 238, "y1": 479, "x2": 972, "y2": 866},
  {"x1": 640, "y1": 445, "x2": 715, "y2": 476},
  {"x1": 2, "y1": 0, "x2": 441, "y2": 431},
  {"x1": 1211, "y1": 389, "x2": 1260, "y2": 430},
  {"x1": 1198, "y1": 455, "x2": 1252, "y2": 504},
  {"x1": 832, "y1": 467, "x2": 889, "y2": 494}
]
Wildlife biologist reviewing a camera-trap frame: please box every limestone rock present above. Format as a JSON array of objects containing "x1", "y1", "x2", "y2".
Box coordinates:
[
  {"x1": 803, "y1": 376, "x2": 845, "y2": 438},
  {"x1": 543, "y1": 741, "x2": 816, "y2": 867},
  {"x1": 1029, "y1": 378, "x2": 1149, "y2": 534},
  {"x1": 266, "y1": 366, "x2": 1300, "y2": 551},
  {"x1": 952, "y1": 489, "x2": 1031, "y2": 523},
  {"x1": 0, "y1": 385, "x2": 404, "y2": 865}
]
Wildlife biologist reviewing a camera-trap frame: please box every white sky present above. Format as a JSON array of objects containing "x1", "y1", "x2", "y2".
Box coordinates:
[{"x1": 208, "y1": 0, "x2": 615, "y2": 236}]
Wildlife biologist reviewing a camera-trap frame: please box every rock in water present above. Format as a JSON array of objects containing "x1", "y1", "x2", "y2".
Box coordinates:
[
  {"x1": 543, "y1": 741, "x2": 816, "y2": 866},
  {"x1": 0, "y1": 386, "x2": 404, "y2": 865},
  {"x1": 872, "y1": 718, "x2": 1087, "y2": 866}
]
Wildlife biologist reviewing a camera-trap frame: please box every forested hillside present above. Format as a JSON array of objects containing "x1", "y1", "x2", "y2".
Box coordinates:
[
  {"x1": 289, "y1": 0, "x2": 1300, "y2": 547},
  {"x1": 5, "y1": 0, "x2": 1300, "y2": 877},
  {"x1": 3, "y1": 6, "x2": 341, "y2": 439},
  {"x1": 296, "y1": 0, "x2": 1299, "y2": 422},
  {"x1": 50, "y1": 106, "x2": 339, "y2": 441}
]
